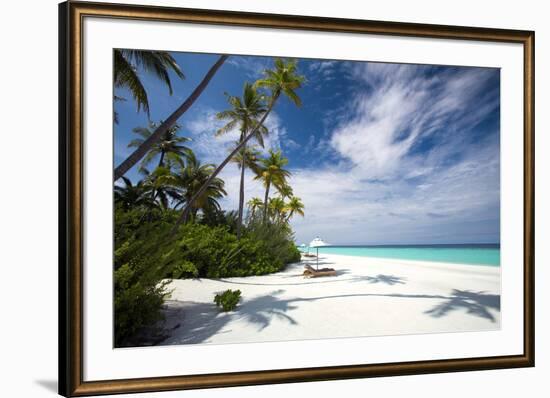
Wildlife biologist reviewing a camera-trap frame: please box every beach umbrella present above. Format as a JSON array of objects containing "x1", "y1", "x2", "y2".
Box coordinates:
[
  {"x1": 299, "y1": 243, "x2": 309, "y2": 254},
  {"x1": 309, "y1": 237, "x2": 329, "y2": 270}
]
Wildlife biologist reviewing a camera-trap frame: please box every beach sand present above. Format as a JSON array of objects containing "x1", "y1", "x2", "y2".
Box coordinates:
[{"x1": 159, "y1": 253, "x2": 501, "y2": 346}]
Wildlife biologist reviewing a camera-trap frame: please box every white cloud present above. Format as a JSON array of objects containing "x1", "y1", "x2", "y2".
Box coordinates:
[
  {"x1": 287, "y1": 63, "x2": 500, "y2": 244},
  {"x1": 287, "y1": 133, "x2": 499, "y2": 245},
  {"x1": 309, "y1": 60, "x2": 337, "y2": 73},
  {"x1": 329, "y1": 64, "x2": 499, "y2": 180},
  {"x1": 227, "y1": 57, "x2": 270, "y2": 79}
]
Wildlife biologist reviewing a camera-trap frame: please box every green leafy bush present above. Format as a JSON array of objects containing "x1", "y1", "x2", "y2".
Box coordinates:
[
  {"x1": 214, "y1": 289, "x2": 242, "y2": 311},
  {"x1": 169, "y1": 222, "x2": 299, "y2": 278},
  {"x1": 245, "y1": 218, "x2": 302, "y2": 265},
  {"x1": 171, "y1": 260, "x2": 199, "y2": 279},
  {"x1": 114, "y1": 206, "x2": 179, "y2": 346},
  {"x1": 113, "y1": 205, "x2": 302, "y2": 345}
]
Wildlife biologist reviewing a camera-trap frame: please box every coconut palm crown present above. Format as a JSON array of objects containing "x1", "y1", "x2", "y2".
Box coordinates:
[
  {"x1": 114, "y1": 50, "x2": 185, "y2": 116},
  {"x1": 254, "y1": 150, "x2": 291, "y2": 223},
  {"x1": 128, "y1": 122, "x2": 190, "y2": 172}
]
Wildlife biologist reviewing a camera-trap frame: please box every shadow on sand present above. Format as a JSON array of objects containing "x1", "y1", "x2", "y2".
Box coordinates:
[
  {"x1": 212, "y1": 272, "x2": 406, "y2": 287},
  {"x1": 164, "y1": 289, "x2": 298, "y2": 345},
  {"x1": 424, "y1": 289, "x2": 500, "y2": 322},
  {"x1": 163, "y1": 288, "x2": 500, "y2": 345}
]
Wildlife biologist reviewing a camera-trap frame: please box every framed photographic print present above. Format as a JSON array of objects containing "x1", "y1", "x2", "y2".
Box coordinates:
[{"x1": 59, "y1": 1, "x2": 534, "y2": 396}]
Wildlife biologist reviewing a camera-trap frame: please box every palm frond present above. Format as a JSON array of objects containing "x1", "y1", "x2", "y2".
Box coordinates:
[
  {"x1": 114, "y1": 50, "x2": 150, "y2": 115},
  {"x1": 120, "y1": 50, "x2": 185, "y2": 95},
  {"x1": 216, "y1": 119, "x2": 238, "y2": 136}
]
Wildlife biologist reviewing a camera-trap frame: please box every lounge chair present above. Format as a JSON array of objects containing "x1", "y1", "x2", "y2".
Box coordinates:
[{"x1": 303, "y1": 264, "x2": 337, "y2": 278}]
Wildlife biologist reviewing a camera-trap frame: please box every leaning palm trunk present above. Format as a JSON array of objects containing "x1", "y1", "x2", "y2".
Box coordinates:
[
  {"x1": 236, "y1": 145, "x2": 246, "y2": 239},
  {"x1": 150, "y1": 150, "x2": 166, "y2": 201},
  {"x1": 114, "y1": 55, "x2": 228, "y2": 181},
  {"x1": 172, "y1": 96, "x2": 278, "y2": 234},
  {"x1": 157, "y1": 151, "x2": 166, "y2": 168},
  {"x1": 263, "y1": 181, "x2": 271, "y2": 223}
]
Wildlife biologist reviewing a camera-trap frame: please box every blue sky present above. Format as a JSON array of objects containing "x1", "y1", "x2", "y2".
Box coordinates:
[{"x1": 114, "y1": 51, "x2": 500, "y2": 245}]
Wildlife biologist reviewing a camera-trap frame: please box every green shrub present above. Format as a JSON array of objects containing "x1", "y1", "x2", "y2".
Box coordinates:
[
  {"x1": 114, "y1": 206, "x2": 179, "y2": 346},
  {"x1": 171, "y1": 260, "x2": 199, "y2": 279},
  {"x1": 214, "y1": 289, "x2": 241, "y2": 311},
  {"x1": 245, "y1": 218, "x2": 302, "y2": 266},
  {"x1": 113, "y1": 205, "x2": 302, "y2": 345},
  {"x1": 168, "y1": 223, "x2": 290, "y2": 278}
]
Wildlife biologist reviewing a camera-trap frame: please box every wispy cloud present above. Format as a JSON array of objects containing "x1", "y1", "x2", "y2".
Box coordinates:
[
  {"x1": 309, "y1": 60, "x2": 338, "y2": 81},
  {"x1": 288, "y1": 135, "x2": 499, "y2": 244},
  {"x1": 287, "y1": 63, "x2": 500, "y2": 244},
  {"x1": 227, "y1": 56, "x2": 270, "y2": 79},
  {"x1": 330, "y1": 63, "x2": 499, "y2": 181}
]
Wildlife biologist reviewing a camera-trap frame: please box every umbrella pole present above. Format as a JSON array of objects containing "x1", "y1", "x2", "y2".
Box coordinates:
[{"x1": 316, "y1": 248, "x2": 319, "y2": 270}]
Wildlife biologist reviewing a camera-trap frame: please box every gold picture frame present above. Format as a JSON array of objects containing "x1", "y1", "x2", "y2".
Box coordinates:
[{"x1": 59, "y1": 1, "x2": 534, "y2": 396}]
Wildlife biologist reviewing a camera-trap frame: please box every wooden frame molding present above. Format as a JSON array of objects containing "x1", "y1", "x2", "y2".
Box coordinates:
[{"x1": 59, "y1": 1, "x2": 535, "y2": 396}]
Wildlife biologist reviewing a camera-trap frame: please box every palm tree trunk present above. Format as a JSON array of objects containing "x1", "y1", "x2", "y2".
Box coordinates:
[
  {"x1": 150, "y1": 150, "x2": 166, "y2": 202},
  {"x1": 158, "y1": 151, "x2": 166, "y2": 168},
  {"x1": 171, "y1": 96, "x2": 278, "y2": 235},
  {"x1": 263, "y1": 180, "x2": 271, "y2": 224},
  {"x1": 286, "y1": 211, "x2": 293, "y2": 223},
  {"x1": 236, "y1": 145, "x2": 246, "y2": 239},
  {"x1": 114, "y1": 55, "x2": 228, "y2": 181}
]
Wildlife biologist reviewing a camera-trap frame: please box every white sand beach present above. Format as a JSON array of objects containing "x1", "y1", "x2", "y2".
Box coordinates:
[{"x1": 159, "y1": 253, "x2": 501, "y2": 346}]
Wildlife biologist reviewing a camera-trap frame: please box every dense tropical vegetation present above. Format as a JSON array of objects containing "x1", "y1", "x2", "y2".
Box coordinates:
[{"x1": 114, "y1": 54, "x2": 306, "y2": 346}]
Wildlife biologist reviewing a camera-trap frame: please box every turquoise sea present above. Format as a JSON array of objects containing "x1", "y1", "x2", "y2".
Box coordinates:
[{"x1": 299, "y1": 244, "x2": 500, "y2": 266}]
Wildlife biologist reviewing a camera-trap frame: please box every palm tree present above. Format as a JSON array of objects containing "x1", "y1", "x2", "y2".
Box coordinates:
[
  {"x1": 173, "y1": 59, "x2": 304, "y2": 231},
  {"x1": 284, "y1": 196, "x2": 305, "y2": 221},
  {"x1": 247, "y1": 197, "x2": 264, "y2": 219},
  {"x1": 114, "y1": 176, "x2": 154, "y2": 210},
  {"x1": 115, "y1": 55, "x2": 229, "y2": 181},
  {"x1": 128, "y1": 122, "x2": 190, "y2": 171},
  {"x1": 216, "y1": 83, "x2": 268, "y2": 238},
  {"x1": 157, "y1": 153, "x2": 227, "y2": 222},
  {"x1": 114, "y1": 49, "x2": 185, "y2": 116},
  {"x1": 278, "y1": 184, "x2": 294, "y2": 200},
  {"x1": 139, "y1": 166, "x2": 181, "y2": 209},
  {"x1": 230, "y1": 146, "x2": 262, "y2": 173},
  {"x1": 268, "y1": 197, "x2": 287, "y2": 224},
  {"x1": 230, "y1": 146, "x2": 262, "y2": 223},
  {"x1": 254, "y1": 150, "x2": 291, "y2": 223}
]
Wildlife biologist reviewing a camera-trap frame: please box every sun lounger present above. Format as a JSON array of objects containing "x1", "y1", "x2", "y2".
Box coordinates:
[{"x1": 303, "y1": 264, "x2": 337, "y2": 278}]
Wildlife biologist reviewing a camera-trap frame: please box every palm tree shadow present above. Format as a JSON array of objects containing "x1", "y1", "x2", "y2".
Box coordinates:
[
  {"x1": 236, "y1": 289, "x2": 298, "y2": 330},
  {"x1": 424, "y1": 289, "x2": 500, "y2": 322},
  {"x1": 211, "y1": 269, "x2": 353, "y2": 286},
  {"x1": 162, "y1": 288, "x2": 500, "y2": 345},
  {"x1": 161, "y1": 301, "x2": 231, "y2": 345},
  {"x1": 162, "y1": 290, "x2": 298, "y2": 344},
  {"x1": 352, "y1": 274, "x2": 407, "y2": 285}
]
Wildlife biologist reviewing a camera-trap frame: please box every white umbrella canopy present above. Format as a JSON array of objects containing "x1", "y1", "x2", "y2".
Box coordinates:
[
  {"x1": 309, "y1": 237, "x2": 329, "y2": 269},
  {"x1": 309, "y1": 237, "x2": 329, "y2": 248}
]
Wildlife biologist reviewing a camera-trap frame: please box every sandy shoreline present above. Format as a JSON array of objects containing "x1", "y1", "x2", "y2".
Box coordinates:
[{"x1": 158, "y1": 253, "x2": 501, "y2": 346}]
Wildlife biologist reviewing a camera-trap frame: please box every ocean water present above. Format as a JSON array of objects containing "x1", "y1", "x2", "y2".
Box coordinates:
[{"x1": 299, "y1": 244, "x2": 500, "y2": 266}]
